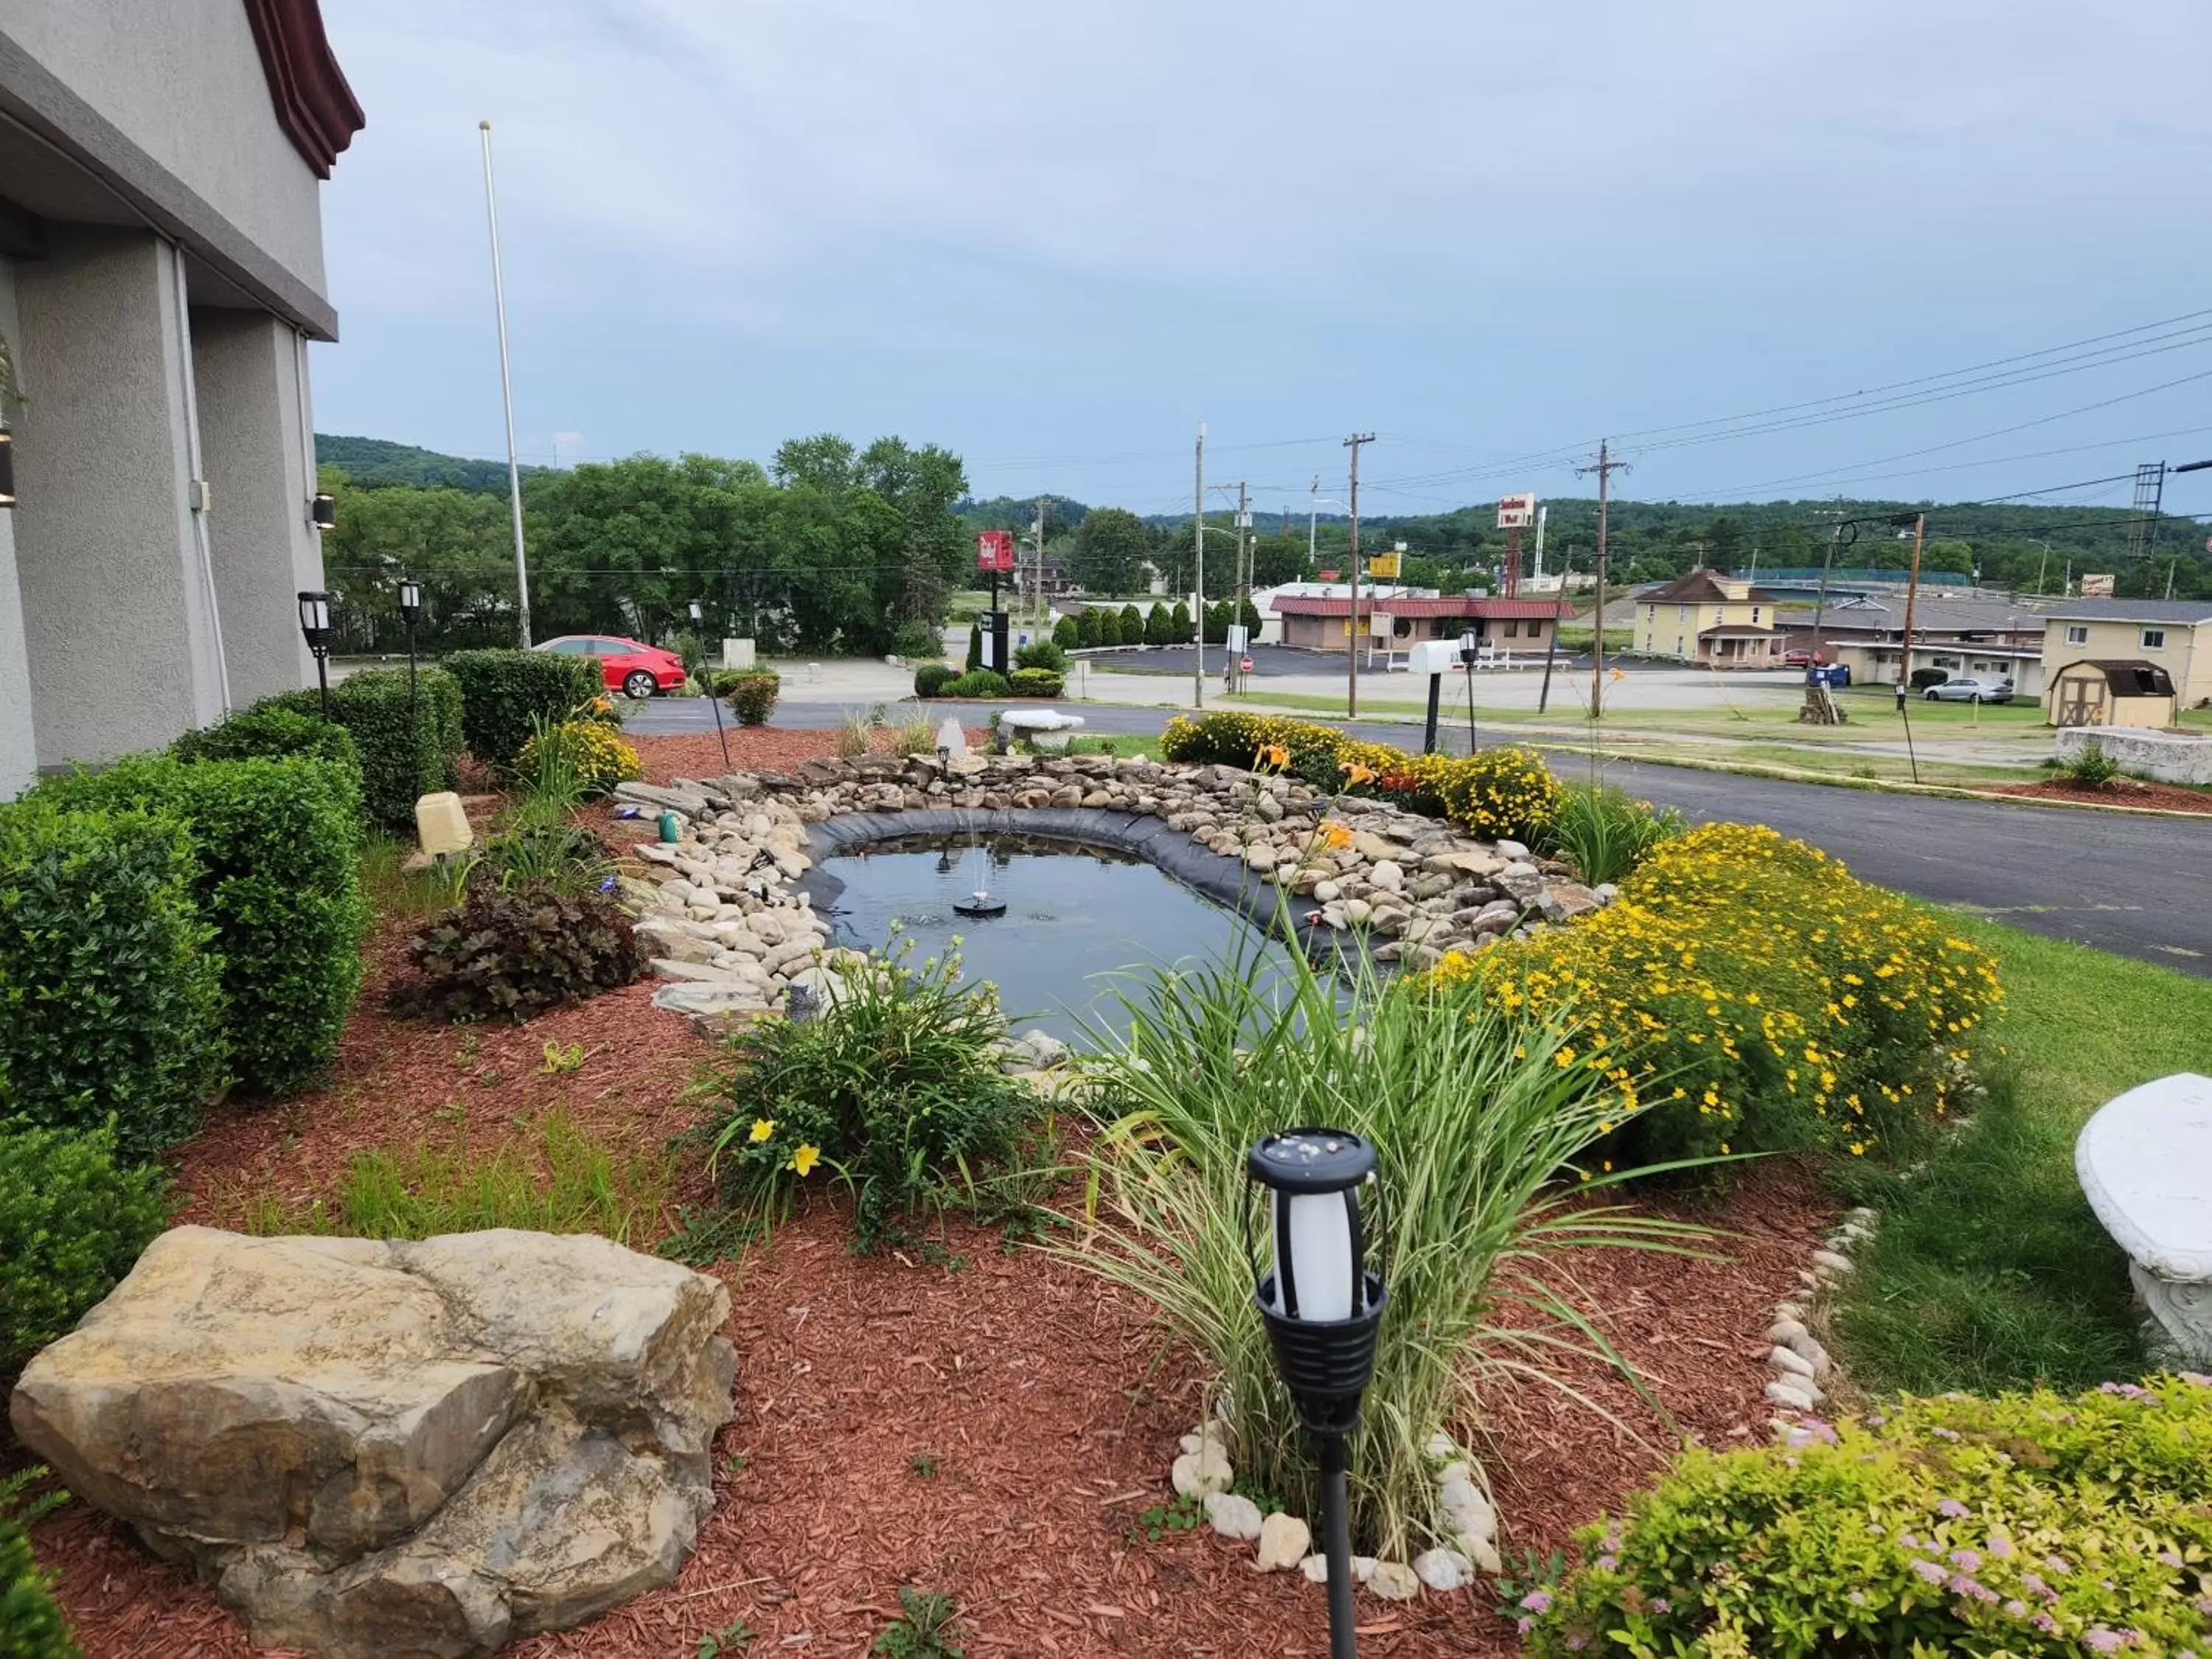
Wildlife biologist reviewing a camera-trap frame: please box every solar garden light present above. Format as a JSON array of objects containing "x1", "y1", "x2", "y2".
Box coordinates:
[
  {"x1": 296, "y1": 590, "x2": 334, "y2": 720},
  {"x1": 1246, "y1": 1128, "x2": 1388, "y2": 1659},
  {"x1": 1457, "y1": 630, "x2": 1481, "y2": 753},
  {"x1": 690, "y1": 598, "x2": 733, "y2": 768}
]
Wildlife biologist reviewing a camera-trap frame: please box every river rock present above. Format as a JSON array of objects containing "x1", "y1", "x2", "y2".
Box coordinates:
[
  {"x1": 1202, "y1": 1492, "x2": 1264, "y2": 1541},
  {"x1": 7, "y1": 1227, "x2": 736, "y2": 1659},
  {"x1": 1368, "y1": 1560, "x2": 1421, "y2": 1601},
  {"x1": 1254, "y1": 1512, "x2": 1311, "y2": 1571},
  {"x1": 1413, "y1": 1548, "x2": 1475, "y2": 1592}
]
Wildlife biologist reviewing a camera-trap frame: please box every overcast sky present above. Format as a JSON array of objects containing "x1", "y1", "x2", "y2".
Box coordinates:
[{"x1": 312, "y1": 0, "x2": 2212, "y2": 523}]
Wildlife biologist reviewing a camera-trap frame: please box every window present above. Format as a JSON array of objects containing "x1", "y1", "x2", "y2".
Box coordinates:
[
  {"x1": 2065, "y1": 625, "x2": 2087, "y2": 645},
  {"x1": 1714, "y1": 606, "x2": 1725, "y2": 625},
  {"x1": 1677, "y1": 605, "x2": 1688, "y2": 622},
  {"x1": 545, "y1": 639, "x2": 585, "y2": 654},
  {"x1": 1751, "y1": 605, "x2": 1762, "y2": 624},
  {"x1": 1503, "y1": 620, "x2": 1519, "y2": 638},
  {"x1": 1646, "y1": 605, "x2": 1658, "y2": 622},
  {"x1": 2142, "y1": 628, "x2": 2167, "y2": 650},
  {"x1": 1674, "y1": 635, "x2": 1685, "y2": 656}
]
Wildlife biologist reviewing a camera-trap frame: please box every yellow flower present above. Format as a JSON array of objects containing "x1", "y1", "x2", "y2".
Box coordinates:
[
  {"x1": 1321, "y1": 821, "x2": 1354, "y2": 851},
  {"x1": 1343, "y1": 760, "x2": 1377, "y2": 786},
  {"x1": 789, "y1": 1143, "x2": 821, "y2": 1177},
  {"x1": 748, "y1": 1118, "x2": 776, "y2": 1144},
  {"x1": 1254, "y1": 742, "x2": 1291, "y2": 771}
]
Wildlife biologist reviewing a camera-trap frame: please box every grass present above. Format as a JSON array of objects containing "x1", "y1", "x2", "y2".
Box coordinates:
[
  {"x1": 1061, "y1": 733, "x2": 1156, "y2": 759},
  {"x1": 1827, "y1": 915, "x2": 2212, "y2": 1395},
  {"x1": 232, "y1": 1108, "x2": 681, "y2": 1245},
  {"x1": 358, "y1": 838, "x2": 471, "y2": 920}
]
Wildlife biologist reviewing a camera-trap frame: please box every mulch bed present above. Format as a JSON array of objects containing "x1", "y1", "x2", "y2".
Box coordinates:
[
  {"x1": 1994, "y1": 776, "x2": 2212, "y2": 814},
  {"x1": 27, "y1": 726, "x2": 1840, "y2": 1658}
]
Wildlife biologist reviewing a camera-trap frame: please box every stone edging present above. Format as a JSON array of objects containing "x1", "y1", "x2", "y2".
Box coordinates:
[{"x1": 1764, "y1": 1206, "x2": 1877, "y2": 1430}]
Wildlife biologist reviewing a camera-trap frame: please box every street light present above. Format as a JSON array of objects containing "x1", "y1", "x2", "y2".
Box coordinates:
[
  {"x1": 1247, "y1": 1128, "x2": 1387, "y2": 1659},
  {"x1": 691, "y1": 598, "x2": 732, "y2": 768},
  {"x1": 397, "y1": 578, "x2": 422, "y2": 723},
  {"x1": 296, "y1": 590, "x2": 333, "y2": 720}
]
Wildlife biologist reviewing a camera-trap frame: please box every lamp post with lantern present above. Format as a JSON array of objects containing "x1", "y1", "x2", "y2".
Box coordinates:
[
  {"x1": 296, "y1": 591, "x2": 334, "y2": 720},
  {"x1": 1246, "y1": 1128, "x2": 1388, "y2": 1659},
  {"x1": 397, "y1": 577, "x2": 422, "y2": 714},
  {"x1": 691, "y1": 599, "x2": 731, "y2": 768}
]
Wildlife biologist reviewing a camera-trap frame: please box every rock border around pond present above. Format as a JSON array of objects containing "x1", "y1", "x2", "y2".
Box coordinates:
[{"x1": 616, "y1": 753, "x2": 1612, "y2": 1029}]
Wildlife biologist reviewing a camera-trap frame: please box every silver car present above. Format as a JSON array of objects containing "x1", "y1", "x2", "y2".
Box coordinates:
[{"x1": 1924, "y1": 675, "x2": 2014, "y2": 704}]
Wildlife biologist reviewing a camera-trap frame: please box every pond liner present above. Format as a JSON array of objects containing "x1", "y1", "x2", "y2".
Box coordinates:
[{"x1": 796, "y1": 807, "x2": 1385, "y2": 973}]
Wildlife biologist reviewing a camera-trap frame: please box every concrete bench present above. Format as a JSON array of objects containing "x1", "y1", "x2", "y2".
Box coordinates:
[
  {"x1": 998, "y1": 708, "x2": 1085, "y2": 753},
  {"x1": 2076, "y1": 1072, "x2": 2212, "y2": 1365}
]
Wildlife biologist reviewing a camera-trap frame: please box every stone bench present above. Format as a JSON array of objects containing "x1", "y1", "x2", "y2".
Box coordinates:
[
  {"x1": 998, "y1": 707, "x2": 1085, "y2": 753},
  {"x1": 2076, "y1": 1071, "x2": 2212, "y2": 1365}
]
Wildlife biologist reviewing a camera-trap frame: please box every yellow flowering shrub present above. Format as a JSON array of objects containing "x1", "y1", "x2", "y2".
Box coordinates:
[
  {"x1": 1430, "y1": 824, "x2": 2003, "y2": 1163},
  {"x1": 1160, "y1": 711, "x2": 1559, "y2": 843},
  {"x1": 514, "y1": 720, "x2": 641, "y2": 797}
]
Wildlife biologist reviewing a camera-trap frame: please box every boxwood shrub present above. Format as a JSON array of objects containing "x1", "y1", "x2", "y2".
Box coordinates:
[
  {"x1": 443, "y1": 648, "x2": 603, "y2": 769},
  {"x1": 38, "y1": 756, "x2": 366, "y2": 1099},
  {"x1": 171, "y1": 703, "x2": 360, "y2": 778},
  {"x1": 1006, "y1": 667, "x2": 1065, "y2": 698},
  {"x1": 914, "y1": 661, "x2": 956, "y2": 699},
  {"x1": 1, "y1": 1469, "x2": 78, "y2": 1659},
  {"x1": 1, "y1": 1121, "x2": 170, "y2": 1385},
  {"x1": 264, "y1": 667, "x2": 463, "y2": 832},
  {"x1": 724, "y1": 669, "x2": 781, "y2": 726},
  {"x1": 945, "y1": 669, "x2": 1009, "y2": 698},
  {"x1": 1525, "y1": 1374, "x2": 2212, "y2": 1658},
  {"x1": 0, "y1": 800, "x2": 225, "y2": 1158}
]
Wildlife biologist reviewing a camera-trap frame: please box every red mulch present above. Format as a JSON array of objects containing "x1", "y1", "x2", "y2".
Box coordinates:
[
  {"x1": 1994, "y1": 776, "x2": 2212, "y2": 814},
  {"x1": 26, "y1": 726, "x2": 1840, "y2": 1659}
]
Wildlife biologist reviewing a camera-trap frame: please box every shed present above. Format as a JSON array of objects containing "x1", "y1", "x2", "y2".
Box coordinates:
[{"x1": 2046, "y1": 659, "x2": 2177, "y2": 729}]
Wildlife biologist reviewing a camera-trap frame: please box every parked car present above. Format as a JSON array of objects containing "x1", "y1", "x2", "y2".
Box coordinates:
[
  {"x1": 532, "y1": 635, "x2": 688, "y2": 699},
  {"x1": 1783, "y1": 648, "x2": 1827, "y2": 667},
  {"x1": 1924, "y1": 675, "x2": 2014, "y2": 704}
]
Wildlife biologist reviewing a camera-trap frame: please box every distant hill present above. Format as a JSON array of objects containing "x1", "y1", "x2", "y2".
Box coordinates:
[{"x1": 316, "y1": 434, "x2": 540, "y2": 493}]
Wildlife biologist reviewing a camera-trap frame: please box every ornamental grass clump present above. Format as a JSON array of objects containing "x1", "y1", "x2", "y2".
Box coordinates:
[
  {"x1": 1523, "y1": 1373, "x2": 2212, "y2": 1658},
  {"x1": 1437, "y1": 822, "x2": 2003, "y2": 1166},
  {"x1": 1064, "y1": 934, "x2": 1700, "y2": 1560}
]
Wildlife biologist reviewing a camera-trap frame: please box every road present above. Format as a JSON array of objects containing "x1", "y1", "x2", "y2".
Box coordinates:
[{"x1": 626, "y1": 697, "x2": 2208, "y2": 975}]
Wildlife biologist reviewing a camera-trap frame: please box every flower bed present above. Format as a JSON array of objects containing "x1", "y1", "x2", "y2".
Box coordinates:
[
  {"x1": 1435, "y1": 823, "x2": 2004, "y2": 1164},
  {"x1": 1524, "y1": 1373, "x2": 2212, "y2": 1657}
]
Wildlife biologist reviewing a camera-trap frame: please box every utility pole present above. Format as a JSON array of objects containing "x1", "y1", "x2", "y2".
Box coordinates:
[
  {"x1": 1234, "y1": 480, "x2": 1251, "y2": 694},
  {"x1": 1897, "y1": 511, "x2": 1926, "y2": 783},
  {"x1": 1537, "y1": 543, "x2": 1569, "y2": 713},
  {"x1": 1577, "y1": 440, "x2": 1627, "y2": 721},
  {"x1": 479, "y1": 120, "x2": 532, "y2": 647},
  {"x1": 1308, "y1": 475, "x2": 1322, "y2": 574},
  {"x1": 1343, "y1": 434, "x2": 1374, "y2": 717},
  {"x1": 1809, "y1": 499, "x2": 1844, "y2": 678},
  {"x1": 1192, "y1": 422, "x2": 1206, "y2": 711},
  {"x1": 1032, "y1": 495, "x2": 1048, "y2": 628}
]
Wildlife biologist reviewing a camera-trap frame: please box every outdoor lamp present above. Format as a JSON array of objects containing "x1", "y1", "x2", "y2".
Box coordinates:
[
  {"x1": 1457, "y1": 629, "x2": 1478, "y2": 666},
  {"x1": 298, "y1": 590, "x2": 334, "y2": 718},
  {"x1": 0, "y1": 430, "x2": 15, "y2": 508},
  {"x1": 689, "y1": 599, "x2": 703, "y2": 623},
  {"x1": 1247, "y1": 1128, "x2": 1386, "y2": 1659},
  {"x1": 310, "y1": 492, "x2": 336, "y2": 530},
  {"x1": 397, "y1": 579, "x2": 422, "y2": 624}
]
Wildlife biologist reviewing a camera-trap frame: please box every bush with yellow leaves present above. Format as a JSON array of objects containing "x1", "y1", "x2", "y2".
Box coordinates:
[
  {"x1": 512, "y1": 719, "x2": 641, "y2": 798},
  {"x1": 1428, "y1": 823, "x2": 2003, "y2": 1165}
]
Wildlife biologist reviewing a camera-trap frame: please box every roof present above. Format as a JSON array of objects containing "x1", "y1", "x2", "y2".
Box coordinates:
[
  {"x1": 2042, "y1": 598, "x2": 2212, "y2": 626},
  {"x1": 2051, "y1": 659, "x2": 2177, "y2": 696},
  {"x1": 1271, "y1": 596, "x2": 1571, "y2": 620},
  {"x1": 242, "y1": 1, "x2": 366, "y2": 178},
  {"x1": 1698, "y1": 625, "x2": 1779, "y2": 639},
  {"x1": 1643, "y1": 568, "x2": 1777, "y2": 605},
  {"x1": 1794, "y1": 596, "x2": 2049, "y2": 637}
]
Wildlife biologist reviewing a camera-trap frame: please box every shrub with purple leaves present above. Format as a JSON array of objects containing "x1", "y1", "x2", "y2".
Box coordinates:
[{"x1": 1523, "y1": 1373, "x2": 2212, "y2": 1657}]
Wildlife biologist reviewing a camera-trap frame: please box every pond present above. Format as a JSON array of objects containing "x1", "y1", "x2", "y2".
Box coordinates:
[{"x1": 807, "y1": 832, "x2": 1314, "y2": 1043}]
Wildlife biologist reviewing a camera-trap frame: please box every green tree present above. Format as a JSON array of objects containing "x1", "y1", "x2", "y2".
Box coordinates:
[
  {"x1": 1068, "y1": 507, "x2": 1152, "y2": 595},
  {"x1": 1250, "y1": 532, "x2": 1307, "y2": 590},
  {"x1": 1118, "y1": 602, "x2": 1144, "y2": 642},
  {"x1": 965, "y1": 619, "x2": 983, "y2": 671},
  {"x1": 1053, "y1": 614, "x2": 1079, "y2": 648},
  {"x1": 1096, "y1": 608, "x2": 1123, "y2": 646},
  {"x1": 1171, "y1": 600, "x2": 1192, "y2": 641},
  {"x1": 1144, "y1": 603, "x2": 1175, "y2": 646},
  {"x1": 1078, "y1": 608, "x2": 1103, "y2": 648}
]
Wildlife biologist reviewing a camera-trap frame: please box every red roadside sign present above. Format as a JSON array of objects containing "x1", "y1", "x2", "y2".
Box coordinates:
[
  {"x1": 1240, "y1": 655, "x2": 1253, "y2": 673},
  {"x1": 975, "y1": 529, "x2": 1016, "y2": 573}
]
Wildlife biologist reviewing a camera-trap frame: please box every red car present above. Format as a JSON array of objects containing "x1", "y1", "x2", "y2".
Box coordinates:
[{"x1": 532, "y1": 634, "x2": 688, "y2": 700}]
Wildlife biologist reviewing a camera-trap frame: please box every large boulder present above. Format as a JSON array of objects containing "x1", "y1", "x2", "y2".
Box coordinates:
[{"x1": 9, "y1": 1226, "x2": 736, "y2": 1659}]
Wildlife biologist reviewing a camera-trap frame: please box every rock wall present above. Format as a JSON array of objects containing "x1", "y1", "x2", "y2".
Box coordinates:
[{"x1": 2055, "y1": 726, "x2": 2212, "y2": 785}]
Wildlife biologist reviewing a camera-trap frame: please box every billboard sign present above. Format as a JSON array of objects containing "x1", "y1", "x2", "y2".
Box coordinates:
[
  {"x1": 975, "y1": 529, "x2": 1016, "y2": 573},
  {"x1": 2080, "y1": 573, "x2": 2117, "y2": 598},
  {"x1": 1366, "y1": 552, "x2": 1401, "y2": 580},
  {"x1": 1497, "y1": 493, "x2": 1537, "y2": 529}
]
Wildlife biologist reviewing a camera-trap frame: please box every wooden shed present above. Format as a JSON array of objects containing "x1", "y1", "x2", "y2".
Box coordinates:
[{"x1": 2047, "y1": 659, "x2": 2177, "y2": 729}]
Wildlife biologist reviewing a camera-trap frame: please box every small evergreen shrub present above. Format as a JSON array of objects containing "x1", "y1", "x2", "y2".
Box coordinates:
[
  {"x1": 1, "y1": 1469, "x2": 80, "y2": 1659},
  {"x1": 393, "y1": 885, "x2": 645, "y2": 1023},
  {"x1": 1118, "y1": 602, "x2": 1144, "y2": 642},
  {"x1": 964, "y1": 621, "x2": 983, "y2": 672},
  {"x1": 1910, "y1": 667, "x2": 1950, "y2": 691},
  {"x1": 724, "y1": 669, "x2": 781, "y2": 726},
  {"x1": 1, "y1": 1121, "x2": 170, "y2": 1384},
  {"x1": 265, "y1": 667, "x2": 465, "y2": 832},
  {"x1": 914, "y1": 661, "x2": 957, "y2": 698},
  {"x1": 0, "y1": 800, "x2": 225, "y2": 1158},
  {"x1": 512, "y1": 720, "x2": 641, "y2": 796},
  {"x1": 171, "y1": 704, "x2": 360, "y2": 778},
  {"x1": 1096, "y1": 608, "x2": 1124, "y2": 646},
  {"x1": 2061, "y1": 741, "x2": 2121, "y2": 790},
  {"x1": 1052, "y1": 615, "x2": 1079, "y2": 648},
  {"x1": 945, "y1": 669, "x2": 1009, "y2": 698},
  {"x1": 1524, "y1": 1374, "x2": 2212, "y2": 1658},
  {"x1": 37, "y1": 755, "x2": 368, "y2": 1099},
  {"x1": 706, "y1": 939, "x2": 1037, "y2": 1250},
  {"x1": 1014, "y1": 639, "x2": 1068, "y2": 674},
  {"x1": 1007, "y1": 668, "x2": 1065, "y2": 698},
  {"x1": 443, "y1": 648, "x2": 603, "y2": 769},
  {"x1": 1076, "y1": 608, "x2": 1103, "y2": 647},
  {"x1": 1144, "y1": 604, "x2": 1175, "y2": 646},
  {"x1": 1170, "y1": 600, "x2": 1192, "y2": 640},
  {"x1": 890, "y1": 619, "x2": 943, "y2": 658}
]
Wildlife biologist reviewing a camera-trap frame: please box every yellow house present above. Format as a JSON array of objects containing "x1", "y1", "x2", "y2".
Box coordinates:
[
  {"x1": 1636, "y1": 569, "x2": 1783, "y2": 667},
  {"x1": 2040, "y1": 599, "x2": 2212, "y2": 724}
]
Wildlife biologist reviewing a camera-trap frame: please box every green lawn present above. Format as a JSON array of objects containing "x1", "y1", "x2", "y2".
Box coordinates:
[
  {"x1": 1828, "y1": 918, "x2": 2212, "y2": 1396},
  {"x1": 2181, "y1": 707, "x2": 2212, "y2": 731}
]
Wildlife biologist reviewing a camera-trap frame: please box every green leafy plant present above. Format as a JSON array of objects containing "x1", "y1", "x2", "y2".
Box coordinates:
[
  {"x1": 1129, "y1": 1492, "x2": 1204, "y2": 1543},
  {"x1": 1, "y1": 1121, "x2": 171, "y2": 1385},
  {"x1": 392, "y1": 884, "x2": 646, "y2": 1023},
  {"x1": 908, "y1": 1451, "x2": 937, "y2": 1478},
  {"x1": 890, "y1": 619, "x2": 944, "y2": 658},
  {"x1": 508, "y1": 709, "x2": 589, "y2": 824},
  {"x1": 892, "y1": 711, "x2": 939, "y2": 758},
  {"x1": 1, "y1": 1469, "x2": 80, "y2": 1659},
  {"x1": 538, "y1": 1040, "x2": 585, "y2": 1074},
  {"x1": 1526, "y1": 1374, "x2": 2212, "y2": 1658},
  {"x1": 514, "y1": 718, "x2": 641, "y2": 798},
  {"x1": 243, "y1": 1109, "x2": 676, "y2": 1243},
  {"x1": 1910, "y1": 665, "x2": 1950, "y2": 691},
  {"x1": 0, "y1": 798, "x2": 226, "y2": 1158},
  {"x1": 1118, "y1": 602, "x2": 1144, "y2": 642},
  {"x1": 706, "y1": 936, "x2": 1040, "y2": 1251},
  {"x1": 442, "y1": 648, "x2": 605, "y2": 770},
  {"x1": 1006, "y1": 668, "x2": 1065, "y2": 698},
  {"x1": 1052, "y1": 615, "x2": 1079, "y2": 648},
  {"x1": 1077, "y1": 608, "x2": 1103, "y2": 648},
  {"x1": 1537, "y1": 781, "x2": 1684, "y2": 886},
  {"x1": 913, "y1": 661, "x2": 956, "y2": 699},
  {"x1": 698, "y1": 1617, "x2": 756, "y2": 1657},
  {"x1": 37, "y1": 754, "x2": 367, "y2": 1099},
  {"x1": 264, "y1": 668, "x2": 465, "y2": 833},
  {"x1": 725, "y1": 669, "x2": 782, "y2": 726},
  {"x1": 1063, "y1": 933, "x2": 1700, "y2": 1560},
  {"x1": 1013, "y1": 639, "x2": 1068, "y2": 674},
  {"x1": 2061, "y1": 740, "x2": 2121, "y2": 790},
  {"x1": 872, "y1": 1587, "x2": 964, "y2": 1659},
  {"x1": 943, "y1": 669, "x2": 1009, "y2": 699},
  {"x1": 1144, "y1": 604, "x2": 1176, "y2": 646},
  {"x1": 469, "y1": 822, "x2": 615, "y2": 897},
  {"x1": 172, "y1": 703, "x2": 361, "y2": 782}
]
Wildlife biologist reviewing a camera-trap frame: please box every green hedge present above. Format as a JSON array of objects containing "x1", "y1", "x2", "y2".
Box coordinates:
[
  {"x1": 444, "y1": 648, "x2": 603, "y2": 769},
  {"x1": 1, "y1": 1469, "x2": 79, "y2": 1659},
  {"x1": 1007, "y1": 667, "x2": 1065, "y2": 698},
  {"x1": 1, "y1": 1121, "x2": 169, "y2": 1385},
  {"x1": 171, "y1": 703, "x2": 360, "y2": 777},
  {"x1": 914, "y1": 662, "x2": 956, "y2": 698},
  {"x1": 945, "y1": 669, "x2": 1009, "y2": 698},
  {"x1": 38, "y1": 756, "x2": 366, "y2": 1099},
  {"x1": 725, "y1": 669, "x2": 780, "y2": 726},
  {"x1": 0, "y1": 800, "x2": 226, "y2": 1159},
  {"x1": 1526, "y1": 1374, "x2": 2212, "y2": 1657},
  {"x1": 264, "y1": 667, "x2": 462, "y2": 833}
]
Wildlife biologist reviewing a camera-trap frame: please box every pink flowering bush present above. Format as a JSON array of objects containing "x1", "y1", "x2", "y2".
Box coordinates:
[{"x1": 1523, "y1": 1373, "x2": 2212, "y2": 1657}]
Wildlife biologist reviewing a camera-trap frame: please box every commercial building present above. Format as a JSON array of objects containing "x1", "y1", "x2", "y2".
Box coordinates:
[
  {"x1": 1783, "y1": 594, "x2": 2050, "y2": 698},
  {"x1": 1267, "y1": 587, "x2": 1571, "y2": 658},
  {"x1": 2039, "y1": 599, "x2": 2212, "y2": 725},
  {"x1": 0, "y1": 0, "x2": 361, "y2": 797}
]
